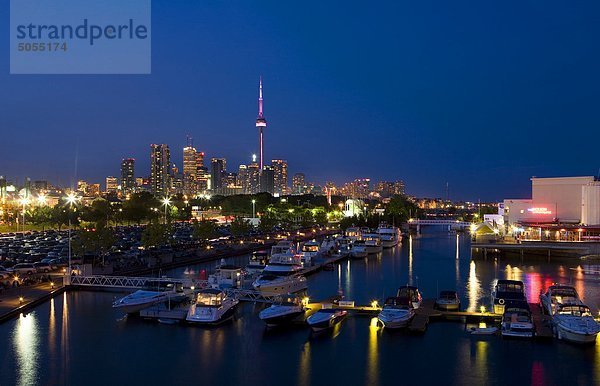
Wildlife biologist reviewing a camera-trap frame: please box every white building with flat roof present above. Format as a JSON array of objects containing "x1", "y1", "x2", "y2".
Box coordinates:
[{"x1": 504, "y1": 176, "x2": 600, "y2": 226}]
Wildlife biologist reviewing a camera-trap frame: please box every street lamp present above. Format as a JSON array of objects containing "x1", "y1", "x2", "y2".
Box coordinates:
[
  {"x1": 252, "y1": 199, "x2": 256, "y2": 219},
  {"x1": 37, "y1": 194, "x2": 47, "y2": 206},
  {"x1": 64, "y1": 193, "x2": 78, "y2": 281},
  {"x1": 162, "y1": 197, "x2": 171, "y2": 223},
  {"x1": 18, "y1": 197, "x2": 30, "y2": 232}
]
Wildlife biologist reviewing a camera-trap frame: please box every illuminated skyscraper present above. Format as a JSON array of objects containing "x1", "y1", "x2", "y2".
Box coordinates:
[
  {"x1": 211, "y1": 158, "x2": 226, "y2": 190},
  {"x1": 259, "y1": 165, "x2": 274, "y2": 194},
  {"x1": 271, "y1": 159, "x2": 288, "y2": 195},
  {"x1": 105, "y1": 176, "x2": 118, "y2": 193},
  {"x1": 183, "y1": 140, "x2": 198, "y2": 196},
  {"x1": 150, "y1": 144, "x2": 170, "y2": 196},
  {"x1": 292, "y1": 173, "x2": 305, "y2": 195},
  {"x1": 120, "y1": 158, "x2": 135, "y2": 193},
  {"x1": 248, "y1": 163, "x2": 260, "y2": 194}
]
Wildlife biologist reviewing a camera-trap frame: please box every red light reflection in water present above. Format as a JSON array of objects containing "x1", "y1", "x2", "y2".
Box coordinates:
[
  {"x1": 531, "y1": 361, "x2": 545, "y2": 386},
  {"x1": 525, "y1": 272, "x2": 542, "y2": 304}
]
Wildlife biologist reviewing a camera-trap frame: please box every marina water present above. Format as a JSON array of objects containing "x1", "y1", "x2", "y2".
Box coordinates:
[{"x1": 1, "y1": 230, "x2": 599, "y2": 385}]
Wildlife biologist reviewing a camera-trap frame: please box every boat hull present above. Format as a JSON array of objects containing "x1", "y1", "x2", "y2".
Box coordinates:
[
  {"x1": 260, "y1": 309, "x2": 305, "y2": 327},
  {"x1": 380, "y1": 239, "x2": 398, "y2": 248},
  {"x1": 350, "y1": 250, "x2": 368, "y2": 259},
  {"x1": 556, "y1": 324, "x2": 599, "y2": 344},
  {"x1": 186, "y1": 305, "x2": 237, "y2": 326},
  {"x1": 435, "y1": 301, "x2": 460, "y2": 311},
  {"x1": 365, "y1": 245, "x2": 383, "y2": 254},
  {"x1": 253, "y1": 277, "x2": 307, "y2": 296}
]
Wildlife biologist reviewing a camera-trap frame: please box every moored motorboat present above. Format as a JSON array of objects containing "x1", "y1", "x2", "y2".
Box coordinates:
[
  {"x1": 397, "y1": 285, "x2": 422, "y2": 309},
  {"x1": 112, "y1": 281, "x2": 186, "y2": 314},
  {"x1": 300, "y1": 240, "x2": 320, "y2": 267},
  {"x1": 435, "y1": 290, "x2": 460, "y2": 311},
  {"x1": 259, "y1": 294, "x2": 306, "y2": 327},
  {"x1": 554, "y1": 304, "x2": 600, "y2": 344},
  {"x1": 377, "y1": 224, "x2": 401, "y2": 248},
  {"x1": 362, "y1": 233, "x2": 383, "y2": 254},
  {"x1": 377, "y1": 297, "x2": 414, "y2": 329},
  {"x1": 501, "y1": 301, "x2": 534, "y2": 338},
  {"x1": 345, "y1": 227, "x2": 361, "y2": 242},
  {"x1": 245, "y1": 251, "x2": 269, "y2": 276},
  {"x1": 540, "y1": 285, "x2": 582, "y2": 316},
  {"x1": 350, "y1": 240, "x2": 368, "y2": 259},
  {"x1": 306, "y1": 308, "x2": 348, "y2": 332},
  {"x1": 186, "y1": 288, "x2": 239, "y2": 325},
  {"x1": 492, "y1": 280, "x2": 526, "y2": 315},
  {"x1": 252, "y1": 252, "x2": 307, "y2": 295}
]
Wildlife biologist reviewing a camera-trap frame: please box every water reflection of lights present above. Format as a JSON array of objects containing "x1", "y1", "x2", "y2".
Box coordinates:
[
  {"x1": 297, "y1": 342, "x2": 311, "y2": 386},
  {"x1": 13, "y1": 313, "x2": 39, "y2": 386},
  {"x1": 504, "y1": 264, "x2": 522, "y2": 282},
  {"x1": 467, "y1": 260, "x2": 482, "y2": 313},
  {"x1": 367, "y1": 318, "x2": 379, "y2": 386},
  {"x1": 573, "y1": 266, "x2": 585, "y2": 304},
  {"x1": 455, "y1": 234, "x2": 460, "y2": 288},
  {"x1": 408, "y1": 235, "x2": 413, "y2": 286},
  {"x1": 61, "y1": 292, "x2": 70, "y2": 379}
]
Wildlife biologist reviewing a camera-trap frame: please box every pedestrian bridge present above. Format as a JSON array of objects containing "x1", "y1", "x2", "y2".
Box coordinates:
[{"x1": 67, "y1": 275, "x2": 281, "y2": 303}]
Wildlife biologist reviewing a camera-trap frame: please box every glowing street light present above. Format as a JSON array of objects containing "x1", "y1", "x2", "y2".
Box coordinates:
[
  {"x1": 37, "y1": 194, "x2": 47, "y2": 206},
  {"x1": 64, "y1": 193, "x2": 79, "y2": 281},
  {"x1": 162, "y1": 197, "x2": 171, "y2": 223},
  {"x1": 18, "y1": 196, "x2": 30, "y2": 232}
]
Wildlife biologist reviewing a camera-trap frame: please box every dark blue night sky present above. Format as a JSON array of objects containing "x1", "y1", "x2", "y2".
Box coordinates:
[{"x1": 1, "y1": 1, "x2": 599, "y2": 201}]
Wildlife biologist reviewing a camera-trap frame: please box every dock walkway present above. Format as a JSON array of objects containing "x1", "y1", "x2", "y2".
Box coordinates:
[{"x1": 0, "y1": 278, "x2": 65, "y2": 323}]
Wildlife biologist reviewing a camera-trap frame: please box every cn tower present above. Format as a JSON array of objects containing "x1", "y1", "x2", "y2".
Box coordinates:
[{"x1": 256, "y1": 76, "x2": 267, "y2": 170}]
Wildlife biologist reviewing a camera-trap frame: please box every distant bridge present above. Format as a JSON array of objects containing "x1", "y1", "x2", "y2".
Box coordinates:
[{"x1": 407, "y1": 219, "x2": 473, "y2": 232}]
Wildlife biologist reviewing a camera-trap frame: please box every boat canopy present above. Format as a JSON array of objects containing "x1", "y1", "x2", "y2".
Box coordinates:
[{"x1": 557, "y1": 304, "x2": 592, "y2": 317}]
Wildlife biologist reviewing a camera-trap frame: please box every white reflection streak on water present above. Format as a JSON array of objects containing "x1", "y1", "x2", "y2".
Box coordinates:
[
  {"x1": 455, "y1": 234, "x2": 460, "y2": 288},
  {"x1": 61, "y1": 292, "x2": 70, "y2": 382},
  {"x1": 467, "y1": 260, "x2": 481, "y2": 313},
  {"x1": 408, "y1": 235, "x2": 413, "y2": 286},
  {"x1": 13, "y1": 313, "x2": 39, "y2": 386}
]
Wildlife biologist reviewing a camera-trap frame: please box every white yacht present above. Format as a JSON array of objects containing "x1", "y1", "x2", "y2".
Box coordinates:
[
  {"x1": 377, "y1": 224, "x2": 401, "y2": 248},
  {"x1": 306, "y1": 308, "x2": 348, "y2": 332},
  {"x1": 245, "y1": 251, "x2": 269, "y2": 276},
  {"x1": 335, "y1": 236, "x2": 352, "y2": 256},
  {"x1": 112, "y1": 281, "x2": 185, "y2": 314},
  {"x1": 319, "y1": 237, "x2": 338, "y2": 256},
  {"x1": 554, "y1": 304, "x2": 600, "y2": 344},
  {"x1": 259, "y1": 294, "x2": 306, "y2": 327},
  {"x1": 501, "y1": 303, "x2": 534, "y2": 338},
  {"x1": 350, "y1": 240, "x2": 368, "y2": 259},
  {"x1": 300, "y1": 240, "x2": 320, "y2": 267},
  {"x1": 362, "y1": 233, "x2": 383, "y2": 254},
  {"x1": 270, "y1": 240, "x2": 297, "y2": 258},
  {"x1": 540, "y1": 285, "x2": 581, "y2": 315},
  {"x1": 252, "y1": 253, "x2": 307, "y2": 296},
  {"x1": 377, "y1": 297, "x2": 414, "y2": 329},
  {"x1": 208, "y1": 262, "x2": 243, "y2": 289},
  {"x1": 186, "y1": 288, "x2": 239, "y2": 325}
]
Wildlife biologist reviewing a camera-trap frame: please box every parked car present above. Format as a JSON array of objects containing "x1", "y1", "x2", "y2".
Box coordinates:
[
  {"x1": 11, "y1": 263, "x2": 37, "y2": 275},
  {"x1": 0, "y1": 265, "x2": 13, "y2": 279},
  {"x1": 33, "y1": 262, "x2": 53, "y2": 273}
]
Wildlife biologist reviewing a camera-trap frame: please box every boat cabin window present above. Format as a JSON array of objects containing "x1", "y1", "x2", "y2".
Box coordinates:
[
  {"x1": 303, "y1": 245, "x2": 319, "y2": 252},
  {"x1": 558, "y1": 306, "x2": 591, "y2": 317},
  {"x1": 496, "y1": 283, "x2": 523, "y2": 293},
  {"x1": 196, "y1": 292, "x2": 224, "y2": 306}
]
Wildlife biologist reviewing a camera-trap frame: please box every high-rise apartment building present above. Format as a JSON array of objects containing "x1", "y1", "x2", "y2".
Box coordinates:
[
  {"x1": 292, "y1": 173, "x2": 305, "y2": 195},
  {"x1": 237, "y1": 165, "x2": 249, "y2": 193},
  {"x1": 248, "y1": 163, "x2": 261, "y2": 194},
  {"x1": 105, "y1": 176, "x2": 119, "y2": 193},
  {"x1": 120, "y1": 158, "x2": 135, "y2": 193},
  {"x1": 183, "y1": 145, "x2": 197, "y2": 196},
  {"x1": 150, "y1": 144, "x2": 170, "y2": 196},
  {"x1": 271, "y1": 159, "x2": 288, "y2": 195},
  {"x1": 375, "y1": 180, "x2": 405, "y2": 198}
]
